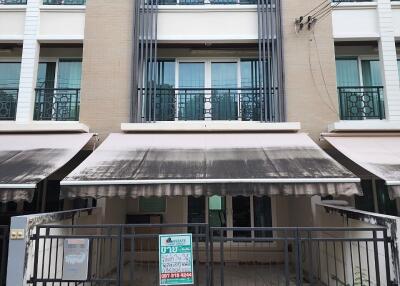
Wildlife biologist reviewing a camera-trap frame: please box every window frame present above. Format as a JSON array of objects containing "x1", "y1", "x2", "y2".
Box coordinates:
[{"x1": 185, "y1": 195, "x2": 277, "y2": 244}]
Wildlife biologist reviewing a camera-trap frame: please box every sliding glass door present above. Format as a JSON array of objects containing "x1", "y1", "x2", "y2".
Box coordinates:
[
  {"x1": 178, "y1": 62, "x2": 205, "y2": 120},
  {"x1": 211, "y1": 62, "x2": 238, "y2": 120}
]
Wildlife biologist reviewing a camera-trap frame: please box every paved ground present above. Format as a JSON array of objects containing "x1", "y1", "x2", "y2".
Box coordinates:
[{"x1": 123, "y1": 263, "x2": 306, "y2": 286}]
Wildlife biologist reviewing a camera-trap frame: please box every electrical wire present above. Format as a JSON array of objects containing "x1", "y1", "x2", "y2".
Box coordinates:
[
  {"x1": 307, "y1": 32, "x2": 339, "y2": 117},
  {"x1": 312, "y1": 31, "x2": 339, "y2": 114}
]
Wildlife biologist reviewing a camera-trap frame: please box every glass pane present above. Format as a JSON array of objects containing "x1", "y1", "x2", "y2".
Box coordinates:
[
  {"x1": 139, "y1": 197, "x2": 166, "y2": 213},
  {"x1": 254, "y1": 196, "x2": 272, "y2": 238},
  {"x1": 232, "y1": 196, "x2": 251, "y2": 237},
  {"x1": 335, "y1": 58, "x2": 360, "y2": 87},
  {"x1": 241, "y1": 59, "x2": 263, "y2": 121},
  {"x1": 57, "y1": 59, "x2": 82, "y2": 88},
  {"x1": 36, "y1": 62, "x2": 56, "y2": 88},
  {"x1": 376, "y1": 180, "x2": 398, "y2": 216},
  {"x1": 355, "y1": 180, "x2": 375, "y2": 212},
  {"x1": 156, "y1": 60, "x2": 175, "y2": 121},
  {"x1": 211, "y1": 62, "x2": 237, "y2": 120},
  {"x1": 398, "y1": 60, "x2": 400, "y2": 82},
  {"x1": 208, "y1": 196, "x2": 226, "y2": 228},
  {"x1": 188, "y1": 196, "x2": 205, "y2": 224},
  {"x1": 361, "y1": 60, "x2": 382, "y2": 86},
  {"x1": 178, "y1": 62, "x2": 205, "y2": 120},
  {"x1": 0, "y1": 63, "x2": 21, "y2": 88}
]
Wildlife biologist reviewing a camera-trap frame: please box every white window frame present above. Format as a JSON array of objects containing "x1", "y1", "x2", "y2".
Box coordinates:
[{"x1": 185, "y1": 195, "x2": 277, "y2": 245}]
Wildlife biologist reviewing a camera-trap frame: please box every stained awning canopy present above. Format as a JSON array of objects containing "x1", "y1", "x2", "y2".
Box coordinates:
[
  {"x1": 325, "y1": 135, "x2": 400, "y2": 199},
  {"x1": 61, "y1": 133, "x2": 360, "y2": 199},
  {"x1": 0, "y1": 133, "x2": 93, "y2": 202}
]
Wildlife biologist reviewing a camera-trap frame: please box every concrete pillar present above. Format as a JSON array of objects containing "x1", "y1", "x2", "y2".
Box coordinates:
[
  {"x1": 16, "y1": 0, "x2": 41, "y2": 122},
  {"x1": 377, "y1": 0, "x2": 400, "y2": 121}
]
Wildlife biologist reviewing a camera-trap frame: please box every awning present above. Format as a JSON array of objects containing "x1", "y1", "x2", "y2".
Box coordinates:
[
  {"x1": 0, "y1": 133, "x2": 93, "y2": 202},
  {"x1": 61, "y1": 133, "x2": 360, "y2": 199},
  {"x1": 325, "y1": 135, "x2": 400, "y2": 199}
]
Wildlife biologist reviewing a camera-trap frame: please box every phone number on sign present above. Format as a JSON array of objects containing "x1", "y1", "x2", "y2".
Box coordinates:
[{"x1": 160, "y1": 272, "x2": 193, "y2": 279}]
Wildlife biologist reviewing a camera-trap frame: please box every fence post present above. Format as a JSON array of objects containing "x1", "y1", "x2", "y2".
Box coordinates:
[
  {"x1": 209, "y1": 226, "x2": 214, "y2": 286},
  {"x1": 383, "y1": 230, "x2": 392, "y2": 285},
  {"x1": 295, "y1": 228, "x2": 302, "y2": 286},
  {"x1": 117, "y1": 225, "x2": 124, "y2": 286}
]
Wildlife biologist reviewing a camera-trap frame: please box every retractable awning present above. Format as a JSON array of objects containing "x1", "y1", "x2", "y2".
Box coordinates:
[
  {"x1": 324, "y1": 135, "x2": 400, "y2": 199},
  {"x1": 0, "y1": 133, "x2": 93, "y2": 202},
  {"x1": 61, "y1": 133, "x2": 360, "y2": 199}
]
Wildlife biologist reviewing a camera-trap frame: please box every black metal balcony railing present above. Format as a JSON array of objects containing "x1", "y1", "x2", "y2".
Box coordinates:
[
  {"x1": 158, "y1": 0, "x2": 257, "y2": 4},
  {"x1": 0, "y1": 89, "x2": 18, "y2": 121},
  {"x1": 43, "y1": 0, "x2": 85, "y2": 4},
  {"x1": 34, "y1": 88, "x2": 80, "y2": 121},
  {"x1": 0, "y1": 0, "x2": 26, "y2": 4},
  {"x1": 338, "y1": 86, "x2": 385, "y2": 120},
  {"x1": 141, "y1": 88, "x2": 276, "y2": 122}
]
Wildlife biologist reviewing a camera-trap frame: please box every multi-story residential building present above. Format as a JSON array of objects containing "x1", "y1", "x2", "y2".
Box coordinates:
[{"x1": 1, "y1": 0, "x2": 400, "y2": 285}]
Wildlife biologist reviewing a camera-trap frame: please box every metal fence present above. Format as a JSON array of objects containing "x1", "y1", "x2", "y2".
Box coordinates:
[
  {"x1": 0, "y1": 89, "x2": 18, "y2": 121},
  {"x1": 34, "y1": 88, "x2": 80, "y2": 121},
  {"x1": 27, "y1": 224, "x2": 396, "y2": 286},
  {"x1": 0, "y1": 226, "x2": 9, "y2": 286},
  {"x1": 338, "y1": 86, "x2": 385, "y2": 120},
  {"x1": 141, "y1": 88, "x2": 278, "y2": 122}
]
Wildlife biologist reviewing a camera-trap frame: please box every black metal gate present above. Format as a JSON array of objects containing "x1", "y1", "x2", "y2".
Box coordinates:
[{"x1": 28, "y1": 224, "x2": 396, "y2": 286}]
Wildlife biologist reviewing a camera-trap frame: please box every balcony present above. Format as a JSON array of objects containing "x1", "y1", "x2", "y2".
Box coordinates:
[
  {"x1": 141, "y1": 88, "x2": 275, "y2": 122},
  {"x1": 0, "y1": 89, "x2": 18, "y2": 120},
  {"x1": 338, "y1": 86, "x2": 385, "y2": 120},
  {"x1": 42, "y1": 0, "x2": 85, "y2": 4},
  {"x1": 0, "y1": 0, "x2": 26, "y2": 4},
  {"x1": 34, "y1": 88, "x2": 80, "y2": 121}
]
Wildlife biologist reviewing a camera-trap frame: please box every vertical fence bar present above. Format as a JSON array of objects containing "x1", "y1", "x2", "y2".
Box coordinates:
[
  {"x1": 284, "y1": 230, "x2": 289, "y2": 286},
  {"x1": 220, "y1": 230, "x2": 224, "y2": 286},
  {"x1": 373, "y1": 231, "x2": 381, "y2": 286},
  {"x1": 295, "y1": 228, "x2": 302, "y2": 286},
  {"x1": 383, "y1": 230, "x2": 391, "y2": 285}
]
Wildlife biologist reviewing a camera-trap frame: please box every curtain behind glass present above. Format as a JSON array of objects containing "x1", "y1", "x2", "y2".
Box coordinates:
[
  {"x1": 57, "y1": 59, "x2": 82, "y2": 88},
  {"x1": 361, "y1": 60, "x2": 382, "y2": 86},
  {"x1": 211, "y1": 62, "x2": 237, "y2": 120},
  {"x1": 0, "y1": 63, "x2": 21, "y2": 88},
  {"x1": 179, "y1": 63, "x2": 205, "y2": 120},
  {"x1": 335, "y1": 58, "x2": 360, "y2": 87}
]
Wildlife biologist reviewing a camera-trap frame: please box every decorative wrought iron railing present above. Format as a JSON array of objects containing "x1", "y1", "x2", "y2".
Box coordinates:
[
  {"x1": 0, "y1": 89, "x2": 18, "y2": 121},
  {"x1": 140, "y1": 87, "x2": 278, "y2": 122},
  {"x1": 157, "y1": 0, "x2": 257, "y2": 4},
  {"x1": 338, "y1": 86, "x2": 385, "y2": 120},
  {"x1": 34, "y1": 88, "x2": 80, "y2": 121},
  {"x1": 0, "y1": 0, "x2": 26, "y2": 4},
  {"x1": 42, "y1": 0, "x2": 85, "y2": 4}
]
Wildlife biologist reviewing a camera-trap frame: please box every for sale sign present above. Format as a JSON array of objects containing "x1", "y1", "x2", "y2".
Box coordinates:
[{"x1": 159, "y1": 234, "x2": 194, "y2": 285}]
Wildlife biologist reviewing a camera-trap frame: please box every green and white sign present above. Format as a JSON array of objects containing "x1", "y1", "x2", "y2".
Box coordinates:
[{"x1": 159, "y1": 234, "x2": 194, "y2": 285}]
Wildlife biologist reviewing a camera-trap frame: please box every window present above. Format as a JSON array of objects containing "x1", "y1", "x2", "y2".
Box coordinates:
[
  {"x1": 146, "y1": 60, "x2": 176, "y2": 121},
  {"x1": 139, "y1": 197, "x2": 166, "y2": 213},
  {"x1": 178, "y1": 62, "x2": 205, "y2": 120},
  {"x1": 37, "y1": 59, "x2": 82, "y2": 89},
  {"x1": 336, "y1": 58, "x2": 360, "y2": 87},
  {"x1": 0, "y1": 62, "x2": 21, "y2": 88},
  {"x1": 335, "y1": 58, "x2": 382, "y2": 87},
  {"x1": 232, "y1": 196, "x2": 272, "y2": 238},
  {"x1": 187, "y1": 195, "x2": 273, "y2": 238}
]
